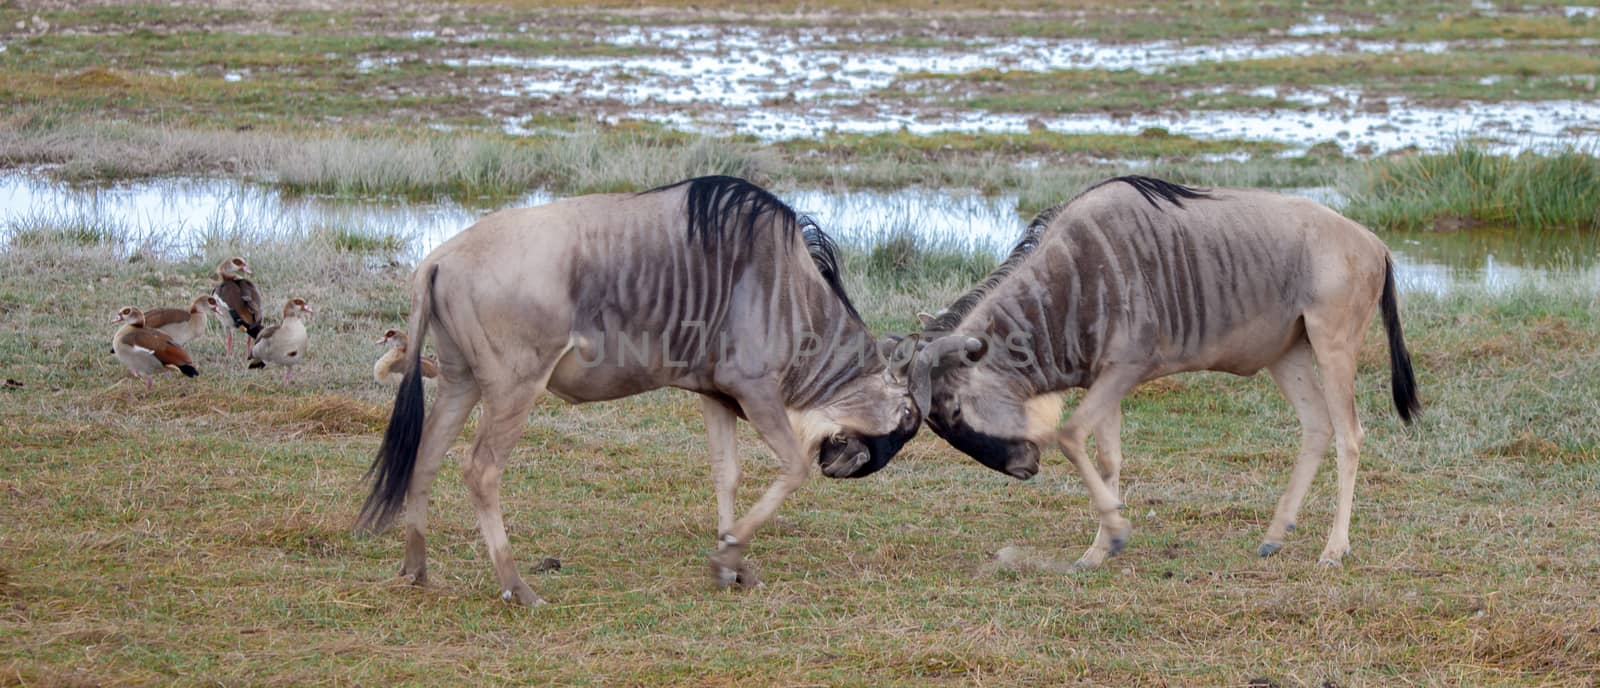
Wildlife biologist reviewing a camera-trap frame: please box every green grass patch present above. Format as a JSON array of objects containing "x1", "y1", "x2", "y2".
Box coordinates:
[
  {"x1": 322, "y1": 226, "x2": 409, "y2": 255},
  {"x1": 1343, "y1": 145, "x2": 1600, "y2": 231},
  {"x1": 1354, "y1": 13, "x2": 1600, "y2": 41},
  {"x1": 780, "y1": 128, "x2": 1287, "y2": 160}
]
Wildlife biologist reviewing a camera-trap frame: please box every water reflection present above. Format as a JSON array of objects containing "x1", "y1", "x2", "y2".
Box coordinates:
[{"x1": 2, "y1": 175, "x2": 1594, "y2": 295}]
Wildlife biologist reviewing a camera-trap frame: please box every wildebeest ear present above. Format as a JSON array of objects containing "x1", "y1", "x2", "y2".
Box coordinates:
[{"x1": 916, "y1": 311, "x2": 936, "y2": 328}]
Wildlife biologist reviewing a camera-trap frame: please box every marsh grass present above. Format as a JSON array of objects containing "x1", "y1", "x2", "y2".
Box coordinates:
[
  {"x1": 1343, "y1": 145, "x2": 1600, "y2": 231},
  {"x1": 2, "y1": 222, "x2": 1599, "y2": 685},
  {"x1": 2, "y1": 115, "x2": 1351, "y2": 217},
  {"x1": 0, "y1": 116, "x2": 772, "y2": 201}
]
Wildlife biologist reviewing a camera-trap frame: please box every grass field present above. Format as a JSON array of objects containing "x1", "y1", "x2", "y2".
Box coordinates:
[
  {"x1": 2, "y1": 221, "x2": 1598, "y2": 686},
  {"x1": 4, "y1": 0, "x2": 1600, "y2": 685}
]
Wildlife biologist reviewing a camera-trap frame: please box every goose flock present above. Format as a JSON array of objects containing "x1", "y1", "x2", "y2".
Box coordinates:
[{"x1": 107, "y1": 256, "x2": 366, "y2": 390}]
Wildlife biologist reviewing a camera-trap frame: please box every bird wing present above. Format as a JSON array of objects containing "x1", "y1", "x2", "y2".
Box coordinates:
[
  {"x1": 141, "y1": 307, "x2": 189, "y2": 330},
  {"x1": 125, "y1": 328, "x2": 194, "y2": 368},
  {"x1": 215, "y1": 279, "x2": 264, "y2": 336}
]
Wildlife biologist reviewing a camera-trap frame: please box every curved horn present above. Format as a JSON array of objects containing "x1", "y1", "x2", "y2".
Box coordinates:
[{"x1": 909, "y1": 335, "x2": 984, "y2": 417}]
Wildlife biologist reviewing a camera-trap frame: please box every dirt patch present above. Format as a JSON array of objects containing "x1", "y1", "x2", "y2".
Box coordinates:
[
  {"x1": 1469, "y1": 610, "x2": 1600, "y2": 676},
  {"x1": 1478, "y1": 432, "x2": 1596, "y2": 465},
  {"x1": 1468, "y1": 316, "x2": 1594, "y2": 361},
  {"x1": 56, "y1": 68, "x2": 128, "y2": 91}
]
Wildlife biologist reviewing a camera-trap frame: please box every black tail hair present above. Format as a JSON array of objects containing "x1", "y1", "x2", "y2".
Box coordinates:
[
  {"x1": 1381, "y1": 256, "x2": 1420, "y2": 424},
  {"x1": 179, "y1": 364, "x2": 199, "y2": 378},
  {"x1": 355, "y1": 265, "x2": 437, "y2": 534},
  {"x1": 247, "y1": 360, "x2": 265, "y2": 369}
]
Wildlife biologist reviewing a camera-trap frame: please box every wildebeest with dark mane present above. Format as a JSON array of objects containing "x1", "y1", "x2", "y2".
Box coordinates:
[
  {"x1": 357, "y1": 176, "x2": 919, "y2": 605},
  {"x1": 912, "y1": 176, "x2": 1419, "y2": 569}
]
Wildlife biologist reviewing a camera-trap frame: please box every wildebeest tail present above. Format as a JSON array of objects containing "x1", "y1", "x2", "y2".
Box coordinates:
[
  {"x1": 356, "y1": 265, "x2": 438, "y2": 534},
  {"x1": 1381, "y1": 256, "x2": 1420, "y2": 424}
]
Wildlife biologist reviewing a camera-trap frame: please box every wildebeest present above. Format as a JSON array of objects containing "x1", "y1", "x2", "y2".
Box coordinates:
[
  {"x1": 912, "y1": 176, "x2": 1418, "y2": 568},
  {"x1": 357, "y1": 176, "x2": 919, "y2": 605}
]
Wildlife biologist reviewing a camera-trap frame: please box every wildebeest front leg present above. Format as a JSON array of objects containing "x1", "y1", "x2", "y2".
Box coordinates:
[
  {"x1": 1057, "y1": 371, "x2": 1141, "y2": 568},
  {"x1": 708, "y1": 389, "x2": 807, "y2": 589},
  {"x1": 1083, "y1": 404, "x2": 1126, "y2": 564},
  {"x1": 1260, "y1": 341, "x2": 1333, "y2": 558},
  {"x1": 700, "y1": 395, "x2": 743, "y2": 537}
]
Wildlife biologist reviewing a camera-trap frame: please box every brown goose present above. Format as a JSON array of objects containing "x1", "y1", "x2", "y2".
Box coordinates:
[
  {"x1": 212, "y1": 256, "x2": 264, "y2": 356},
  {"x1": 248, "y1": 298, "x2": 313, "y2": 383},
  {"x1": 373, "y1": 328, "x2": 440, "y2": 385},
  {"x1": 111, "y1": 307, "x2": 199, "y2": 390},
  {"x1": 142, "y1": 295, "x2": 226, "y2": 346}
]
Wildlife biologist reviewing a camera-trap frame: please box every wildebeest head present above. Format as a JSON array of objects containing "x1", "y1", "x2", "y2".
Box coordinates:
[
  {"x1": 800, "y1": 336, "x2": 921, "y2": 479},
  {"x1": 910, "y1": 334, "x2": 1055, "y2": 480}
]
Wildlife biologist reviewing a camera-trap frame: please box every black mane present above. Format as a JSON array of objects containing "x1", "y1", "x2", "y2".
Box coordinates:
[
  {"x1": 645, "y1": 176, "x2": 862, "y2": 322},
  {"x1": 923, "y1": 175, "x2": 1209, "y2": 334},
  {"x1": 923, "y1": 205, "x2": 1059, "y2": 334},
  {"x1": 1095, "y1": 175, "x2": 1211, "y2": 209}
]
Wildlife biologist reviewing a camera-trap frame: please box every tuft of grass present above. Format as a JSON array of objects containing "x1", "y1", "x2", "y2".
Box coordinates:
[
  {"x1": 854, "y1": 233, "x2": 999, "y2": 288},
  {"x1": 1343, "y1": 144, "x2": 1600, "y2": 231},
  {"x1": 0, "y1": 118, "x2": 775, "y2": 201},
  {"x1": 268, "y1": 394, "x2": 390, "y2": 435},
  {"x1": 321, "y1": 227, "x2": 408, "y2": 255},
  {"x1": 5, "y1": 216, "x2": 124, "y2": 249}
]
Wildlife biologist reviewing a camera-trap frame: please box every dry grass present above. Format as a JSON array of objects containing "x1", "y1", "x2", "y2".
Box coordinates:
[{"x1": 2, "y1": 221, "x2": 1598, "y2": 686}]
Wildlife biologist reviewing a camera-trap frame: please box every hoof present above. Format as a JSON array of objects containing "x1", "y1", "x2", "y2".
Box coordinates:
[
  {"x1": 708, "y1": 543, "x2": 760, "y2": 590},
  {"x1": 1258, "y1": 542, "x2": 1282, "y2": 558},
  {"x1": 1073, "y1": 544, "x2": 1113, "y2": 569},
  {"x1": 1105, "y1": 518, "x2": 1133, "y2": 557},
  {"x1": 1316, "y1": 547, "x2": 1350, "y2": 568},
  {"x1": 499, "y1": 583, "x2": 543, "y2": 606},
  {"x1": 711, "y1": 563, "x2": 762, "y2": 589},
  {"x1": 398, "y1": 564, "x2": 428, "y2": 586},
  {"x1": 734, "y1": 565, "x2": 763, "y2": 590},
  {"x1": 1107, "y1": 534, "x2": 1129, "y2": 557}
]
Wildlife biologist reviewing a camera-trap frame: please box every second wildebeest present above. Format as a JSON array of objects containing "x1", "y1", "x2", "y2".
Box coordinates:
[
  {"x1": 357, "y1": 176, "x2": 919, "y2": 605},
  {"x1": 913, "y1": 176, "x2": 1419, "y2": 568}
]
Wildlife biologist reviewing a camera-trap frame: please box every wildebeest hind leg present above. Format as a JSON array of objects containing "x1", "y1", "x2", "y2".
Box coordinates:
[
  {"x1": 465, "y1": 378, "x2": 549, "y2": 605},
  {"x1": 400, "y1": 375, "x2": 481, "y2": 585},
  {"x1": 1057, "y1": 370, "x2": 1141, "y2": 568},
  {"x1": 1305, "y1": 313, "x2": 1369, "y2": 568},
  {"x1": 1260, "y1": 340, "x2": 1333, "y2": 558},
  {"x1": 1083, "y1": 404, "x2": 1126, "y2": 565}
]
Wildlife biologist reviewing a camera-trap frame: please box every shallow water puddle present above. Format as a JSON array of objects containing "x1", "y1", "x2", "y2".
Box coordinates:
[
  {"x1": 2, "y1": 175, "x2": 1595, "y2": 295},
  {"x1": 415, "y1": 24, "x2": 1600, "y2": 153}
]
